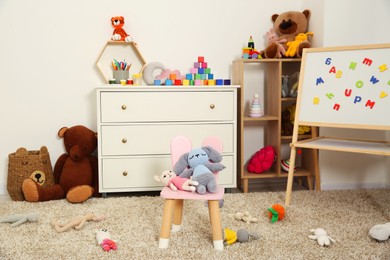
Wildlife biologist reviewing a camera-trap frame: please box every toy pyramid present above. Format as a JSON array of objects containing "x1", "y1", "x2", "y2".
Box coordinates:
[{"x1": 249, "y1": 94, "x2": 263, "y2": 117}]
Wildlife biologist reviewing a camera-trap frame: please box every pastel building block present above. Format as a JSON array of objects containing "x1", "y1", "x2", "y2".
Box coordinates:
[
  {"x1": 216, "y1": 79, "x2": 223, "y2": 85},
  {"x1": 198, "y1": 68, "x2": 205, "y2": 74},
  {"x1": 201, "y1": 74, "x2": 207, "y2": 80},
  {"x1": 194, "y1": 79, "x2": 202, "y2": 85},
  {"x1": 190, "y1": 80, "x2": 194, "y2": 85},
  {"x1": 198, "y1": 56, "x2": 204, "y2": 62},
  {"x1": 208, "y1": 79, "x2": 216, "y2": 85},
  {"x1": 169, "y1": 74, "x2": 176, "y2": 80},
  {"x1": 186, "y1": 73, "x2": 193, "y2": 80},
  {"x1": 194, "y1": 62, "x2": 200, "y2": 68},
  {"x1": 224, "y1": 79, "x2": 231, "y2": 85},
  {"x1": 205, "y1": 68, "x2": 211, "y2": 74},
  {"x1": 190, "y1": 68, "x2": 197, "y2": 74},
  {"x1": 208, "y1": 74, "x2": 214, "y2": 80},
  {"x1": 165, "y1": 79, "x2": 172, "y2": 86},
  {"x1": 195, "y1": 74, "x2": 202, "y2": 80},
  {"x1": 154, "y1": 79, "x2": 161, "y2": 86},
  {"x1": 183, "y1": 79, "x2": 190, "y2": 86},
  {"x1": 202, "y1": 62, "x2": 208, "y2": 68}
]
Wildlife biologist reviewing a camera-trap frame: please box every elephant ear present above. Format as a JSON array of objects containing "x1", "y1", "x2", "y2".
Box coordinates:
[
  {"x1": 173, "y1": 152, "x2": 189, "y2": 175},
  {"x1": 202, "y1": 146, "x2": 223, "y2": 163}
]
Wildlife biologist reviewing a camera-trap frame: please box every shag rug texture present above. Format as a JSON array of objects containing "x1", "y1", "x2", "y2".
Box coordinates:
[{"x1": 0, "y1": 189, "x2": 389, "y2": 260}]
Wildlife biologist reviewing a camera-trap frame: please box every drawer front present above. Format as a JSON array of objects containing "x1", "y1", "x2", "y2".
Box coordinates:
[
  {"x1": 100, "y1": 155, "x2": 235, "y2": 191},
  {"x1": 99, "y1": 91, "x2": 234, "y2": 123},
  {"x1": 100, "y1": 123, "x2": 234, "y2": 156}
]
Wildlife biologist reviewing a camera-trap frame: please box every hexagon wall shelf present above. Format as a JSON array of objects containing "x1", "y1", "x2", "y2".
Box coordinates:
[{"x1": 96, "y1": 41, "x2": 147, "y2": 83}]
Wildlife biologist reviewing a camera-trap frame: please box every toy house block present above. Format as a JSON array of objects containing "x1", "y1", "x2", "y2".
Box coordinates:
[
  {"x1": 216, "y1": 79, "x2": 223, "y2": 85},
  {"x1": 194, "y1": 62, "x2": 200, "y2": 68},
  {"x1": 195, "y1": 74, "x2": 202, "y2": 80},
  {"x1": 169, "y1": 74, "x2": 177, "y2": 80},
  {"x1": 195, "y1": 79, "x2": 202, "y2": 85},
  {"x1": 198, "y1": 56, "x2": 204, "y2": 62},
  {"x1": 174, "y1": 79, "x2": 182, "y2": 85},
  {"x1": 224, "y1": 79, "x2": 231, "y2": 85},
  {"x1": 208, "y1": 73, "x2": 214, "y2": 80},
  {"x1": 165, "y1": 79, "x2": 173, "y2": 86},
  {"x1": 183, "y1": 79, "x2": 190, "y2": 86},
  {"x1": 205, "y1": 68, "x2": 211, "y2": 74},
  {"x1": 208, "y1": 79, "x2": 216, "y2": 85},
  {"x1": 154, "y1": 79, "x2": 161, "y2": 86},
  {"x1": 190, "y1": 68, "x2": 197, "y2": 74},
  {"x1": 198, "y1": 68, "x2": 205, "y2": 74},
  {"x1": 201, "y1": 62, "x2": 208, "y2": 68},
  {"x1": 186, "y1": 73, "x2": 193, "y2": 80}
]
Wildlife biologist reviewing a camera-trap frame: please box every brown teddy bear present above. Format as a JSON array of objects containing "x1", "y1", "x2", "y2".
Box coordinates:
[
  {"x1": 22, "y1": 125, "x2": 99, "y2": 203},
  {"x1": 262, "y1": 10, "x2": 312, "y2": 59}
]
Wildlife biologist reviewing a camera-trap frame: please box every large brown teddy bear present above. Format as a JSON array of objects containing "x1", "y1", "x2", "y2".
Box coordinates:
[
  {"x1": 262, "y1": 10, "x2": 312, "y2": 59},
  {"x1": 22, "y1": 125, "x2": 99, "y2": 203}
]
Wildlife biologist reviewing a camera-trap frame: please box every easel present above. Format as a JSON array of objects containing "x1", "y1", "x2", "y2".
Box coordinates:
[{"x1": 285, "y1": 43, "x2": 390, "y2": 206}]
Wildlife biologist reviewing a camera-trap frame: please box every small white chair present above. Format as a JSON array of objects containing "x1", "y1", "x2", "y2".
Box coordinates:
[{"x1": 158, "y1": 136, "x2": 224, "y2": 250}]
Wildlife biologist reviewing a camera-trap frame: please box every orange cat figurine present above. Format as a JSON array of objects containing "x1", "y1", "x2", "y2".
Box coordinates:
[{"x1": 111, "y1": 16, "x2": 132, "y2": 42}]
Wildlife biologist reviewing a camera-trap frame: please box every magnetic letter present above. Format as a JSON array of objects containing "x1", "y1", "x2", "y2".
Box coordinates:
[
  {"x1": 316, "y1": 77, "x2": 324, "y2": 85},
  {"x1": 356, "y1": 80, "x2": 364, "y2": 88},
  {"x1": 325, "y1": 58, "x2": 332, "y2": 65},
  {"x1": 362, "y1": 58, "x2": 373, "y2": 66},
  {"x1": 326, "y1": 93, "x2": 335, "y2": 99},
  {"x1": 349, "y1": 61, "x2": 357, "y2": 70},
  {"x1": 354, "y1": 96, "x2": 362, "y2": 103},
  {"x1": 365, "y1": 100, "x2": 375, "y2": 109},
  {"x1": 344, "y1": 89, "x2": 352, "y2": 97},
  {"x1": 370, "y1": 75, "x2": 379, "y2": 84},
  {"x1": 379, "y1": 91, "x2": 388, "y2": 98},
  {"x1": 378, "y1": 64, "x2": 388, "y2": 72},
  {"x1": 333, "y1": 103, "x2": 340, "y2": 111},
  {"x1": 329, "y1": 66, "x2": 336, "y2": 73},
  {"x1": 336, "y1": 70, "x2": 343, "y2": 78},
  {"x1": 313, "y1": 97, "x2": 320, "y2": 105}
]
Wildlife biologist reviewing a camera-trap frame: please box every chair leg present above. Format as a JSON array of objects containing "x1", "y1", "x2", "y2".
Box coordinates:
[
  {"x1": 208, "y1": 200, "x2": 224, "y2": 250},
  {"x1": 172, "y1": 199, "x2": 184, "y2": 232},
  {"x1": 159, "y1": 199, "x2": 175, "y2": 249}
]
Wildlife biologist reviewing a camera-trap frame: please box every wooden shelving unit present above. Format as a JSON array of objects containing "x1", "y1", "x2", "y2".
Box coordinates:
[{"x1": 233, "y1": 58, "x2": 316, "y2": 193}]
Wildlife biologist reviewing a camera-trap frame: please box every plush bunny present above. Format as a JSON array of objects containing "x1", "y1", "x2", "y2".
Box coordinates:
[
  {"x1": 154, "y1": 170, "x2": 198, "y2": 192},
  {"x1": 309, "y1": 228, "x2": 335, "y2": 246},
  {"x1": 174, "y1": 146, "x2": 225, "y2": 194}
]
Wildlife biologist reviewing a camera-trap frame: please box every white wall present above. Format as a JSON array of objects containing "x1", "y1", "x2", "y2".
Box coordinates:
[{"x1": 0, "y1": 0, "x2": 388, "y2": 195}]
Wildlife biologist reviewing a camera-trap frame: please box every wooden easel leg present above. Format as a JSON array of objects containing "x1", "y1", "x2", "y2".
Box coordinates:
[
  {"x1": 208, "y1": 200, "x2": 223, "y2": 250},
  {"x1": 172, "y1": 199, "x2": 183, "y2": 232},
  {"x1": 159, "y1": 199, "x2": 175, "y2": 249},
  {"x1": 313, "y1": 148, "x2": 321, "y2": 191},
  {"x1": 285, "y1": 147, "x2": 297, "y2": 206},
  {"x1": 243, "y1": 179, "x2": 249, "y2": 193}
]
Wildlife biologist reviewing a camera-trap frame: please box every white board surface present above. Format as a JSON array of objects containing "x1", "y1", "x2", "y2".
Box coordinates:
[{"x1": 297, "y1": 44, "x2": 390, "y2": 130}]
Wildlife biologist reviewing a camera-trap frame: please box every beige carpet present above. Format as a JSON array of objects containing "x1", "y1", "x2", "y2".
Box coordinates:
[{"x1": 0, "y1": 189, "x2": 389, "y2": 260}]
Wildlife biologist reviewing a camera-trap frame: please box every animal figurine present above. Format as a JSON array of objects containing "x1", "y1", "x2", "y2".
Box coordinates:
[
  {"x1": 0, "y1": 213, "x2": 38, "y2": 227},
  {"x1": 223, "y1": 228, "x2": 260, "y2": 246},
  {"x1": 51, "y1": 212, "x2": 106, "y2": 232},
  {"x1": 174, "y1": 146, "x2": 225, "y2": 194},
  {"x1": 369, "y1": 222, "x2": 390, "y2": 242},
  {"x1": 154, "y1": 170, "x2": 198, "y2": 192},
  {"x1": 281, "y1": 75, "x2": 289, "y2": 98},
  {"x1": 265, "y1": 28, "x2": 287, "y2": 58},
  {"x1": 111, "y1": 16, "x2": 132, "y2": 42},
  {"x1": 285, "y1": 32, "x2": 314, "y2": 57},
  {"x1": 96, "y1": 228, "x2": 117, "y2": 251},
  {"x1": 234, "y1": 211, "x2": 258, "y2": 224},
  {"x1": 309, "y1": 228, "x2": 335, "y2": 246}
]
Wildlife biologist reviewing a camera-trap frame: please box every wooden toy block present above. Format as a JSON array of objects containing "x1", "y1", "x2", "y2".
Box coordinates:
[
  {"x1": 190, "y1": 79, "x2": 194, "y2": 85},
  {"x1": 186, "y1": 73, "x2": 193, "y2": 80},
  {"x1": 165, "y1": 79, "x2": 173, "y2": 86},
  {"x1": 201, "y1": 74, "x2": 206, "y2": 80},
  {"x1": 174, "y1": 79, "x2": 182, "y2": 85},
  {"x1": 205, "y1": 68, "x2": 211, "y2": 74},
  {"x1": 190, "y1": 68, "x2": 197, "y2": 74},
  {"x1": 202, "y1": 62, "x2": 208, "y2": 68},
  {"x1": 198, "y1": 68, "x2": 205, "y2": 74},
  {"x1": 194, "y1": 79, "x2": 202, "y2": 85},
  {"x1": 195, "y1": 74, "x2": 202, "y2": 80},
  {"x1": 216, "y1": 79, "x2": 223, "y2": 85},
  {"x1": 224, "y1": 79, "x2": 231, "y2": 85},
  {"x1": 169, "y1": 74, "x2": 176, "y2": 80},
  {"x1": 208, "y1": 79, "x2": 216, "y2": 85},
  {"x1": 198, "y1": 56, "x2": 204, "y2": 62},
  {"x1": 204, "y1": 80, "x2": 209, "y2": 85},
  {"x1": 194, "y1": 62, "x2": 200, "y2": 68},
  {"x1": 183, "y1": 79, "x2": 190, "y2": 86},
  {"x1": 208, "y1": 73, "x2": 214, "y2": 80},
  {"x1": 154, "y1": 79, "x2": 161, "y2": 85}
]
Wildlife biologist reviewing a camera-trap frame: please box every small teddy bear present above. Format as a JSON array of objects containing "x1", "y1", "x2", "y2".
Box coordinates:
[
  {"x1": 309, "y1": 228, "x2": 335, "y2": 246},
  {"x1": 234, "y1": 211, "x2": 258, "y2": 224},
  {"x1": 154, "y1": 170, "x2": 198, "y2": 192}
]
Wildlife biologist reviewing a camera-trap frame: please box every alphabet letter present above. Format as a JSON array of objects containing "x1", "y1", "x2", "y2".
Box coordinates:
[
  {"x1": 313, "y1": 97, "x2": 320, "y2": 105},
  {"x1": 362, "y1": 58, "x2": 373, "y2": 66},
  {"x1": 333, "y1": 103, "x2": 340, "y2": 111},
  {"x1": 378, "y1": 64, "x2": 388, "y2": 72},
  {"x1": 325, "y1": 58, "x2": 332, "y2": 65},
  {"x1": 316, "y1": 77, "x2": 324, "y2": 85},
  {"x1": 365, "y1": 100, "x2": 375, "y2": 109},
  {"x1": 354, "y1": 96, "x2": 362, "y2": 103},
  {"x1": 370, "y1": 76, "x2": 379, "y2": 84},
  {"x1": 356, "y1": 80, "x2": 364, "y2": 88},
  {"x1": 326, "y1": 93, "x2": 335, "y2": 99},
  {"x1": 329, "y1": 66, "x2": 336, "y2": 73},
  {"x1": 349, "y1": 62, "x2": 357, "y2": 70},
  {"x1": 344, "y1": 89, "x2": 352, "y2": 97}
]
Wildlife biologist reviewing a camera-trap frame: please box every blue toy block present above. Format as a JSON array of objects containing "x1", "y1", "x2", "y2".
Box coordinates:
[
  {"x1": 208, "y1": 74, "x2": 214, "y2": 80},
  {"x1": 216, "y1": 79, "x2": 223, "y2": 85},
  {"x1": 186, "y1": 73, "x2": 193, "y2": 80},
  {"x1": 198, "y1": 68, "x2": 205, "y2": 74},
  {"x1": 154, "y1": 79, "x2": 161, "y2": 86},
  {"x1": 224, "y1": 79, "x2": 231, "y2": 85},
  {"x1": 165, "y1": 79, "x2": 172, "y2": 86}
]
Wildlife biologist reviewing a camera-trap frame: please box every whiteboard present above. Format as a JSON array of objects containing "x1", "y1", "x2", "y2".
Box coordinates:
[{"x1": 296, "y1": 44, "x2": 390, "y2": 130}]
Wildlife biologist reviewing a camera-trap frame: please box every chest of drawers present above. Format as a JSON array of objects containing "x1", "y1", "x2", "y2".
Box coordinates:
[{"x1": 96, "y1": 86, "x2": 239, "y2": 194}]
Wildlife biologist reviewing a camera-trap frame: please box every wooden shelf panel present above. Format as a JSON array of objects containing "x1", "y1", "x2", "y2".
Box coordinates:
[
  {"x1": 243, "y1": 115, "x2": 279, "y2": 121},
  {"x1": 241, "y1": 168, "x2": 311, "y2": 179}
]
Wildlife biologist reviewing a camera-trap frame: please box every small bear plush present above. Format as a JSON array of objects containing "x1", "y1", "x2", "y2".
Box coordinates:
[
  {"x1": 111, "y1": 16, "x2": 132, "y2": 42},
  {"x1": 261, "y1": 10, "x2": 312, "y2": 58},
  {"x1": 154, "y1": 170, "x2": 198, "y2": 192},
  {"x1": 22, "y1": 125, "x2": 99, "y2": 203},
  {"x1": 174, "y1": 146, "x2": 225, "y2": 194},
  {"x1": 309, "y1": 228, "x2": 335, "y2": 246}
]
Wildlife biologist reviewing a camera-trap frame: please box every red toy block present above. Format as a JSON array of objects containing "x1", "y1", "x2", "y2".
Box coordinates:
[{"x1": 198, "y1": 56, "x2": 204, "y2": 62}]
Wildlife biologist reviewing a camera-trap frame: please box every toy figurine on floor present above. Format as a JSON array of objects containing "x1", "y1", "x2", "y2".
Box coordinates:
[
  {"x1": 52, "y1": 212, "x2": 106, "y2": 232},
  {"x1": 0, "y1": 213, "x2": 38, "y2": 227},
  {"x1": 96, "y1": 228, "x2": 117, "y2": 251}
]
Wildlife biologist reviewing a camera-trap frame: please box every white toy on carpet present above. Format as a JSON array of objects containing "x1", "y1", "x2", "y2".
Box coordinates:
[
  {"x1": 369, "y1": 222, "x2": 390, "y2": 242},
  {"x1": 308, "y1": 228, "x2": 335, "y2": 246},
  {"x1": 0, "y1": 213, "x2": 38, "y2": 227}
]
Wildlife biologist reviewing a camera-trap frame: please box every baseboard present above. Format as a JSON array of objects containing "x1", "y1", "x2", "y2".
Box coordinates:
[{"x1": 321, "y1": 182, "x2": 390, "y2": 190}]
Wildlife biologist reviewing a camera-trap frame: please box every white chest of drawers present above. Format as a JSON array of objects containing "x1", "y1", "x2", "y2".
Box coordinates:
[{"x1": 96, "y1": 86, "x2": 239, "y2": 194}]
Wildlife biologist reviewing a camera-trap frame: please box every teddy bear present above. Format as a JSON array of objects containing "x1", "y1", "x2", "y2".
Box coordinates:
[
  {"x1": 154, "y1": 170, "x2": 198, "y2": 192},
  {"x1": 173, "y1": 146, "x2": 225, "y2": 195},
  {"x1": 261, "y1": 10, "x2": 312, "y2": 59},
  {"x1": 111, "y1": 16, "x2": 132, "y2": 42},
  {"x1": 22, "y1": 125, "x2": 99, "y2": 203}
]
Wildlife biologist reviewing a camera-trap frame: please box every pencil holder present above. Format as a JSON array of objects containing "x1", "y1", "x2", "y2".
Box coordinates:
[{"x1": 113, "y1": 70, "x2": 129, "y2": 84}]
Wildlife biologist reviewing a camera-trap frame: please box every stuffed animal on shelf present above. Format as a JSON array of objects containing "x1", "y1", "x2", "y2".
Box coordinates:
[
  {"x1": 223, "y1": 228, "x2": 260, "y2": 246},
  {"x1": 51, "y1": 213, "x2": 106, "y2": 233},
  {"x1": 22, "y1": 125, "x2": 100, "y2": 203},
  {"x1": 247, "y1": 146, "x2": 276, "y2": 174},
  {"x1": 111, "y1": 16, "x2": 133, "y2": 42},
  {"x1": 0, "y1": 213, "x2": 38, "y2": 227},
  {"x1": 234, "y1": 211, "x2": 258, "y2": 224},
  {"x1": 96, "y1": 228, "x2": 117, "y2": 251},
  {"x1": 285, "y1": 32, "x2": 314, "y2": 57},
  {"x1": 369, "y1": 222, "x2": 390, "y2": 242},
  {"x1": 260, "y1": 10, "x2": 312, "y2": 58},
  {"x1": 281, "y1": 110, "x2": 293, "y2": 136},
  {"x1": 265, "y1": 28, "x2": 287, "y2": 59},
  {"x1": 309, "y1": 228, "x2": 335, "y2": 246},
  {"x1": 174, "y1": 146, "x2": 225, "y2": 195},
  {"x1": 154, "y1": 170, "x2": 198, "y2": 192}
]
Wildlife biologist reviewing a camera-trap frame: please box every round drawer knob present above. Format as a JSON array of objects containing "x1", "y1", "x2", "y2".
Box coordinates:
[
  {"x1": 121, "y1": 105, "x2": 127, "y2": 110},
  {"x1": 122, "y1": 138, "x2": 127, "y2": 143},
  {"x1": 122, "y1": 171, "x2": 128, "y2": 176},
  {"x1": 210, "y1": 104, "x2": 215, "y2": 109}
]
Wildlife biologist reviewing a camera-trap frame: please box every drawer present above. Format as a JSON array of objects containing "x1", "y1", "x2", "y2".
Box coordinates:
[
  {"x1": 100, "y1": 155, "x2": 235, "y2": 191},
  {"x1": 100, "y1": 123, "x2": 234, "y2": 156},
  {"x1": 99, "y1": 91, "x2": 234, "y2": 123}
]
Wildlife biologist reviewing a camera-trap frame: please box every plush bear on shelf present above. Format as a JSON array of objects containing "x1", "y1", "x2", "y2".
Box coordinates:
[
  {"x1": 22, "y1": 125, "x2": 99, "y2": 203},
  {"x1": 111, "y1": 16, "x2": 133, "y2": 42},
  {"x1": 261, "y1": 10, "x2": 312, "y2": 58}
]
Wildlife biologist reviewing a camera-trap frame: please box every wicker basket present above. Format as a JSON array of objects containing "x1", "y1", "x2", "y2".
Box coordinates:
[{"x1": 7, "y1": 146, "x2": 54, "y2": 201}]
